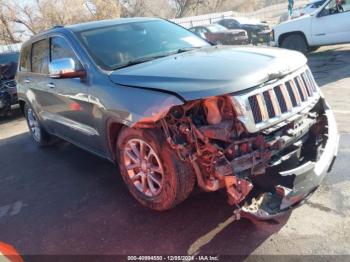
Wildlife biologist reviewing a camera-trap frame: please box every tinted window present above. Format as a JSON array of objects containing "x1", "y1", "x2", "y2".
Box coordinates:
[
  {"x1": 51, "y1": 36, "x2": 82, "y2": 70},
  {"x1": 322, "y1": 0, "x2": 350, "y2": 14},
  {"x1": 0, "y1": 53, "x2": 19, "y2": 65},
  {"x1": 312, "y1": 0, "x2": 326, "y2": 8},
  {"x1": 75, "y1": 20, "x2": 209, "y2": 70},
  {"x1": 20, "y1": 46, "x2": 30, "y2": 72},
  {"x1": 32, "y1": 39, "x2": 49, "y2": 74}
]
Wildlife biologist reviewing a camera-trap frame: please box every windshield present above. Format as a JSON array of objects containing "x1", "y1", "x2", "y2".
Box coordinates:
[
  {"x1": 75, "y1": 20, "x2": 209, "y2": 70},
  {"x1": 207, "y1": 24, "x2": 227, "y2": 32},
  {"x1": 0, "y1": 53, "x2": 19, "y2": 65}
]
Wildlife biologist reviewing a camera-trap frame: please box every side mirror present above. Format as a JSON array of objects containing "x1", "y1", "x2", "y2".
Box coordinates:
[{"x1": 49, "y1": 58, "x2": 86, "y2": 79}]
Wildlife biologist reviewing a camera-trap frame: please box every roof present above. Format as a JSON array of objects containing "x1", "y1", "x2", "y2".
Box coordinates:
[
  {"x1": 66, "y1": 17, "x2": 160, "y2": 32},
  {"x1": 23, "y1": 17, "x2": 161, "y2": 45}
]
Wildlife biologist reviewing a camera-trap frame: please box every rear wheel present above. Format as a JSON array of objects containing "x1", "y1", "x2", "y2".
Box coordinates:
[
  {"x1": 24, "y1": 104, "x2": 55, "y2": 146},
  {"x1": 116, "y1": 127, "x2": 196, "y2": 211},
  {"x1": 281, "y1": 34, "x2": 309, "y2": 53}
]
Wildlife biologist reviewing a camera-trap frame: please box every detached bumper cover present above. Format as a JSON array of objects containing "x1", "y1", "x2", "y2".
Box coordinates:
[{"x1": 242, "y1": 105, "x2": 339, "y2": 219}]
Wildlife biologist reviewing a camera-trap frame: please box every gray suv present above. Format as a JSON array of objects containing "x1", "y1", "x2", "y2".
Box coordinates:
[{"x1": 17, "y1": 18, "x2": 339, "y2": 219}]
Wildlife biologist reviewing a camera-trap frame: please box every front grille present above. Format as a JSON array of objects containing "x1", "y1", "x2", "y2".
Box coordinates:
[{"x1": 248, "y1": 69, "x2": 317, "y2": 124}]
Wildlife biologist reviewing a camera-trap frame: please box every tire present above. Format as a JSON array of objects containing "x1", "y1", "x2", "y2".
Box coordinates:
[
  {"x1": 24, "y1": 104, "x2": 55, "y2": 146},
  {"x1": 281, "y1": 34, "x2": 309, "y2": 53},
  {"x1": 116, "y1": 127, "x2": 196, "y2": 211}
]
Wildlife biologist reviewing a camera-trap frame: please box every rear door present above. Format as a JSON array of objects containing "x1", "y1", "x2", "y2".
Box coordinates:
[
  {"x1": 312, "y1": 0, "x2": 350, "y2": 45},
  {"x1": 29, "y1": 38, "x2": 54, "y2": 129}
]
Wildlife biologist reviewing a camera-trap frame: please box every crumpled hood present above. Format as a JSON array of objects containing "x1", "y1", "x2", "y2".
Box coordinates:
[{"x1": 108, "y1": 46, "x2": 307, "y2": 101}]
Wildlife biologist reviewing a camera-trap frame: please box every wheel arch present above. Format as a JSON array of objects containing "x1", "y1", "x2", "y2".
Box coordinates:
[
  {"x1": 18, "y1": 99, "x2": 26, "y2": 115},
  {"x1": 278, "y1": 31, "x2": 309, "y2": 47},
  {"x1": 106, "y1": 119, "x2": 128, "y2": 162}
]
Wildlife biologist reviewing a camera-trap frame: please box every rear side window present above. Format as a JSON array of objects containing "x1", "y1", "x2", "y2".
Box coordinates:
[
  {"x1": 32, "y1": 39, "x2": 49, "y2": 74},
  {"x1": 20, "y1": 45, "x2": 31, "y2": 72},
  {"x1": 50, "y1": 36, "x2": 82, "y2": 70}
]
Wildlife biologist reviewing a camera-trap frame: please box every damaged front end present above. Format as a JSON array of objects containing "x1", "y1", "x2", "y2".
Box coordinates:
[{"x1": 135, "y1": 66, "x2": 339, "y2": 220}]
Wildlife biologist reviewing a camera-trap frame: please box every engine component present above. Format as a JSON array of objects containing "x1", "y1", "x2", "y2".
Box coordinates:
[{"x1": 203, "y1": 97, "x2": 222, "y2": 125}]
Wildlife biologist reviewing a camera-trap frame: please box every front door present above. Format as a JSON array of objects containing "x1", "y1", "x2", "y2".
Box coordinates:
[
  {"x1": 312, "y1": 0, "x2": 350, "y2": 45},
  {"x1": 45, "y1": 35, "x2": 102, "y2": 153}
]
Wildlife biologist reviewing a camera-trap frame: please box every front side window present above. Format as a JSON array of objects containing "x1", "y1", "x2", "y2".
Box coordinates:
[
  {"x1": 31, "y1": 39, "x2": 49, "y2": 74},
  {"x1": 321, "y1": 0, "x2": 350, "y2": 15},
  {"x1": 75, "y1": 20, "x2": 209, "y2": 70},
  {"x1": 50, "y1": 36, "x2": 82, "y2": 70}
]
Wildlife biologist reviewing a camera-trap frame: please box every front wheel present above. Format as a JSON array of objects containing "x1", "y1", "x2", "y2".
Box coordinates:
[
  {"x1": 281, "y1": 34, "x2": 309, "y2": 53},
  {"x1": 116, "y1": 127, "x2": 196, "y2": 211},
  {"x1": 24, "y1": 104, "x2": 55, "y2": 146}
]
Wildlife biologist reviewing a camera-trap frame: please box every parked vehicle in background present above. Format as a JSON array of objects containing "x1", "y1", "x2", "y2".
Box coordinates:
[
  {"x1": 17, "y1": 18, "x2": 338, "y2": 220},
  {"x1": 189, "y1": 24, "x2": 248, "y2": 45},
  {"x1": 216, "y1": 17, "x2": 270, "y2": 44},
  {"x1": 0, "y1": 52, "x2": 19, "y2": 117},
  {"x1": 293, "y1": 0, "x2": 327, "y2": 17},
  {"x1": 273, "y1": 0, "x2": 350, "y2": 53}
]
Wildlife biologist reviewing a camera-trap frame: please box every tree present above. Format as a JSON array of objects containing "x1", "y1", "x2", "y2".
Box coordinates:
[
  {"x1": 86, "y1": 0, "x2": 122, "y2": 20},
  {"x1": 0, "y1": 0, "x2": 21, "y2": 44},
  {"x1": 172, "y1": 0, "x2": 203, "y2": 18}
]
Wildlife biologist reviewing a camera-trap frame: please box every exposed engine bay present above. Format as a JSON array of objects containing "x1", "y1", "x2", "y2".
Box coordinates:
[{"x1": 158, "y1": 95, "x2": 328, "y2": 218}]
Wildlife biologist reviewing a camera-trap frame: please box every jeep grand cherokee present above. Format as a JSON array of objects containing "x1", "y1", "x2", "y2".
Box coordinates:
[{"x1": 16, "y1": 18, "x2": 339, "y2": 219}]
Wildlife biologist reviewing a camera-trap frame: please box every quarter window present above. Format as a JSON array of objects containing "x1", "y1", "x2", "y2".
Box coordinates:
[
  {"x1": 50, "y1": 36, "x2": 82, "y2": 70},
  {"x1": 19, "y1": 47, "x2": 30, "y2": 72},
  {"x1": 31, "y1": 39, "x2": 49, "y2": 74}
]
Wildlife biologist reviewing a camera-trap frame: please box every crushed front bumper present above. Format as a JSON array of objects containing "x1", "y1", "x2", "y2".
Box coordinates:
[{"x1": 242, "y1": 102, "x2": 340, "y2": 220}]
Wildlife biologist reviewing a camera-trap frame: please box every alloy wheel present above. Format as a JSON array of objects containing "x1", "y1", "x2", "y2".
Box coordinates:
[
  {"x1": 123, "y1": 138, "x2": 164, "y2": 197},
  {"x1": 27, "y1": 108, "x2": 41, "y2": 142}
]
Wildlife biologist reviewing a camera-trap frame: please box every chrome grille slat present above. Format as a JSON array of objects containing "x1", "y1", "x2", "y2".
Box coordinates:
[
  {"x1": 263, "y1": 91, "x2": 275, "y2": 118},
  {"x1": 246, "y1": 68, "x2": 319, "y2": 125},
  {"x1": 301, "y1": 73, "x2": 313, "y2": 96},
  {"x1": 248, "y1": 95, "x2": 262, "y2": 124},
  {"x1": 273, "y1": 85, "x2": 288, "y2": 113},
  {"x1": 289, "y1": 79, "x2": 302, "y2": 105},
  {"x1": 306, "y1": 69, "x2": 317, "y2": 92},
  {"x1": 285, "y1": 81, "x2": 297, "y2": 107}
]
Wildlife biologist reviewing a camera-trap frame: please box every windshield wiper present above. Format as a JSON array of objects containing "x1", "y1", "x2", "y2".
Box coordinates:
[
  {"x1": 111, "y1": 54, "x2": 170, "y2": 70},
  {"x1": 175, "y1": 47, "x2": 201, "y2": 53},
  {"x1": 112, "y1": 47, "x2": 202, "y2": 70}
]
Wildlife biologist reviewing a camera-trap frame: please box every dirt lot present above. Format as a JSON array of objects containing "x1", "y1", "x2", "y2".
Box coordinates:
[{"x1": 0, "y1": 44, "x2": 349, "y2": 260}]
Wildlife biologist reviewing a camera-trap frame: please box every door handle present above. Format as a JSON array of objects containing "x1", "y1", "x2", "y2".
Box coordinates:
[
  {"x1": 47, "y1": 83, "x2": 55, "y2": 89},
  {"x1": 24, "y1": 79, "x2": 31, "y2": 84}
]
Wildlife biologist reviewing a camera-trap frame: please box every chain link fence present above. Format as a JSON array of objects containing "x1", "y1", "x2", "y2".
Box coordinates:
[{"x1": 171, "y1": 1, "x2": 309, "y2": 28}]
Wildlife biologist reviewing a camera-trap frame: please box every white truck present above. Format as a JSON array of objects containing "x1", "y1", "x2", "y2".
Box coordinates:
[{"x1": 273, "y1": 0, "x2": 350, "y2": 52}]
